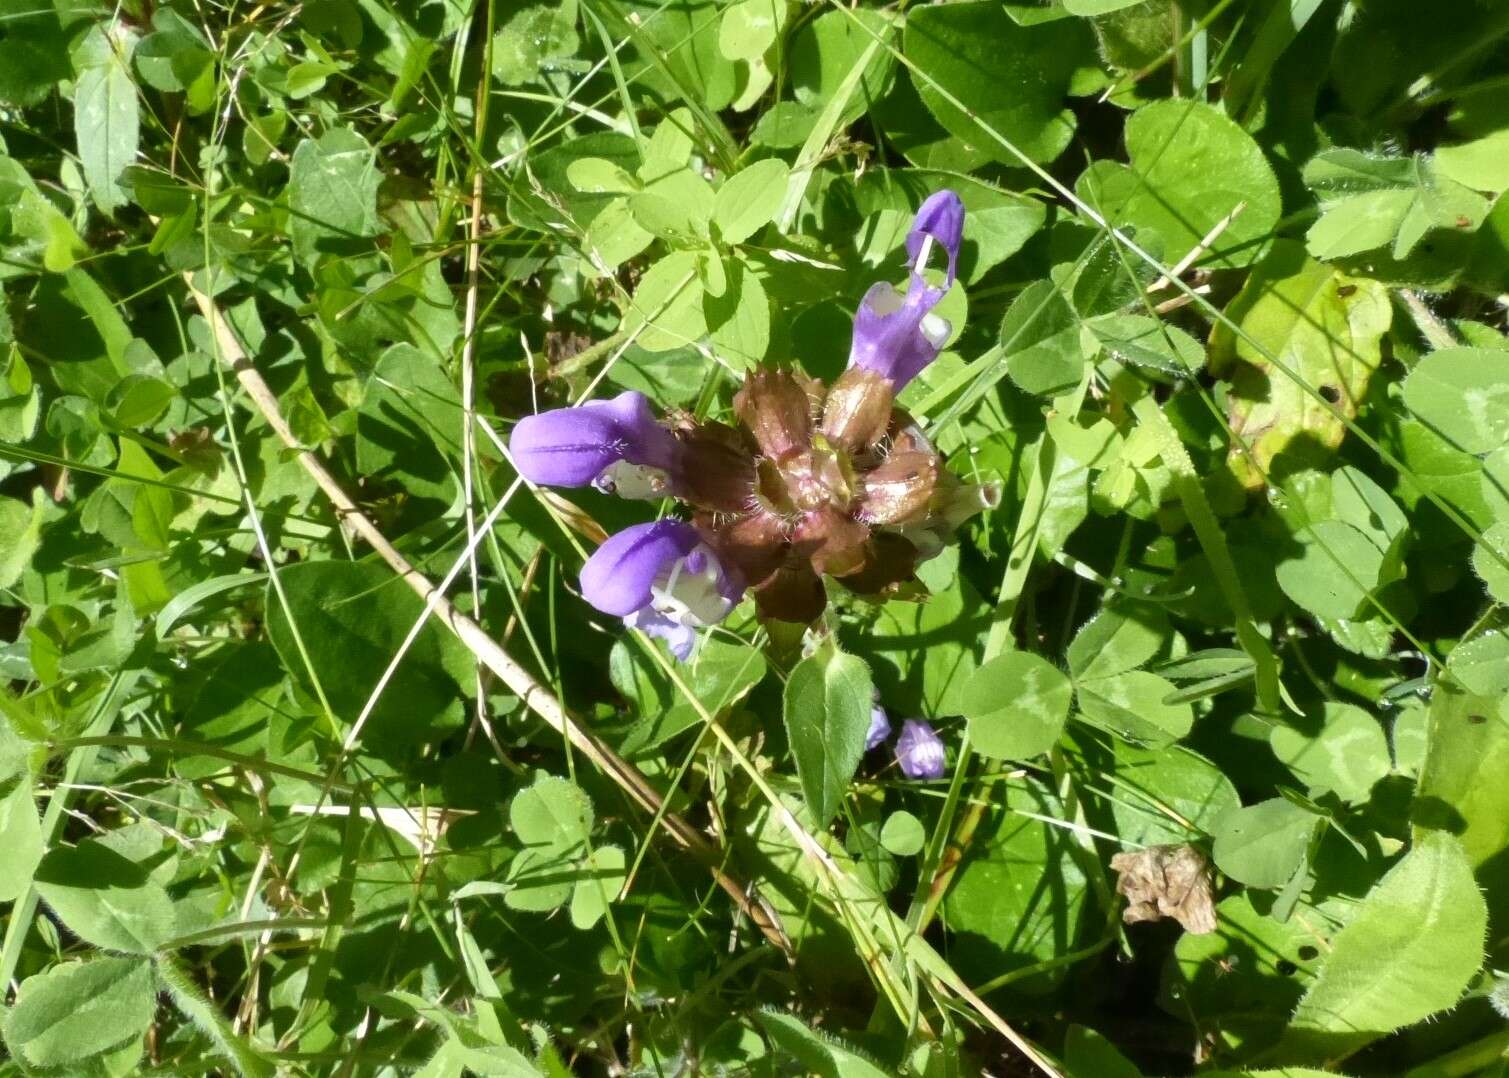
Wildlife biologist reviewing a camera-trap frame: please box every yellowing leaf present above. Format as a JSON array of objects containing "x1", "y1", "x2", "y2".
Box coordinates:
[{"x1": 1211, "y1": 241, "x2": 1392, "y2": 487}]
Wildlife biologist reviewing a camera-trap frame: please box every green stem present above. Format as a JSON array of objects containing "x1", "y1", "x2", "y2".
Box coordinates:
[{"x1": 1132, "y1": 394, "x2": 1283, "y2": 714}]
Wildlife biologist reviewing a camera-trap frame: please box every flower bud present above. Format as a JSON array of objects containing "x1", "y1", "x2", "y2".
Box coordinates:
[
  {"x1": 820, "y1": 368, "x2": 893, "y2": 454},
  {"x1": 896, "y1": 719, "x2": 946, "y2": 779},
  {"x1": 866, "y1": 705, "x2": 892, "y2": 751},
  {"x1": 733, "y1": 368, "x2": 812, "y2": 460}
]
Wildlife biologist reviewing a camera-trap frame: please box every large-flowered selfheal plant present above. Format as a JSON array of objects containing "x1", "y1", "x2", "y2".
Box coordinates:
[{"x1": 511, "y1": 191, "x2": 997, "y2": 658}]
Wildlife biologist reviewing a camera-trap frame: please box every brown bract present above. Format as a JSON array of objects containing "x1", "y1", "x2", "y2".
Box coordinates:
[{"x1": 684, "y1": 368, "x2": 995, "y2": 624}]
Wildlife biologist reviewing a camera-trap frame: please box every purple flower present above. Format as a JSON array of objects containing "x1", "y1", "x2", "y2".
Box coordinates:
[
  {"x1": 848, "y1": 190, "x2": 965, "y2": 391},
  {"x1": 895, "y1": 719, "x2": 946, "y2": 779},
  {"x1": 580, "y1": 520, "x2": 743, "y2": 660},
  {"x1": 866, "y1": 704, "x2": 892, "y2": 751},
  {"x1": 510, "y1": 390, "x2": 680, "y2": 499}
]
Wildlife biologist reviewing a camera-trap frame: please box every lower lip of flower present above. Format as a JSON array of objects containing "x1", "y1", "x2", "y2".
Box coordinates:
[{"x1": 648, "y1": 545, "x2": 734, "y2": 628}]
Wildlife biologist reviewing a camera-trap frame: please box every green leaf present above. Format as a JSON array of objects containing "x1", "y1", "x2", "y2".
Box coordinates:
[
  {"x1": 610, "y1": 0, "x2": 738, "y2": 114},
  {"x1": 72, "y1": 25, "x2": 140, "y2": 215},
  {"x1": 105, "y1": 372, "x2": 177, "y2": 429},
  {"x1": 879, "y1": 810, "x2": 925, "y2": 856},
  {"x1": 356, "y1": 343, "x2": 463, "y2": 502},
  {"x1": 625, "y1": 636, "x2": 766, "y2": 752},
  {"x1": 3, "y1": 956, "x2": 153, "y2": 1069},
  {"x1": 287, "y1": 127, "x2": 383, "y2": 266},
  {"x1": 704, "y1": 257, "x2": 769, "y2": 367},
  {"x1": 1002, "y1": 279, "x2": 1084, "y2": 396},
  {"x1": 1063, "y1": 1025, "x2": 1142, "y2": 1078},
  {"x1": 756, "y1": 1009, "x2": 889, "y2": 1078},
  {"x1": 718, "y1": 0, "x2": 785, "y2": 61},
  {"x1": 506, "y1": 775, "x2": 593, "y2": 913},
  {"x1": 1164, "y1": 892, "x2": 1332, "y2": 1053},
  {"x1": 1402, "y1": 346, "x2": 1509, "y2": 455},
  {"x1": 1211, "y1": 798, "x2": 1317, "y2": 889},
  {"x1": 1078, "y1": 100, "x2": 1282, "y2": 269},
  {"x1": 1066, "y1": 605, "x2": 1166, "y2": 681},
  {"x1": 569, "y1": 845, "x2": 626, "y2": 929},
  {"x1": 1212, "y1": 241, "x2": 1392, "y2": 486},
  {"x1": 0, "y1": 0, "x2": 70, "y2": 106},
  {"x1": 506, "y1": 132, "x2": 640, "y2": 233},
  {"x1": 942, "y1": 780, "x2": 1090, "y2": 987},
  {"x1": 1286, "y1": 832, "x2": 1486, "y2": 1055},
  {"x1": 0, "y1": 717, "x2": 41, "y2": 903},
  {"x1": 13, "y1": 188, "x2": 86, "y2": 272},
  {"x1": 0, "y1": 489, "x2": 44, "y2": 589},
  {"x1": 1103, "y1": 741, "x2": 1240, "y2": 847},
  {"x1": 34, "y1": 837, "x2": 178, "y2": 954},
  {"x1": 790, "y1": 8, "x2": 894, "y2": 129},
  {"x1": 713, "y1": 158, "x2": 788, "y2": 244},
  {"x1": 783, "y1": 642, "x2": 872, "y2": 829},
  {"x1": 1269, "y1": 703, "x2": 1390, "y2": 804},
  {"x1": 963, "y1": 651, "x2": 1071, "y2": 760},
  {"x1": 134, "y1": 9, "x2": 214, "y2": 109},
  {"x1": 621, "y1": 250, "x2": 707, "y2": 352},
  {"x1": 1473, "y1": 522, "x2": 1509, "y2": 603},
  {"x1": 565, "y1": 156, "x2": 639, "y2": 194},
  {"x1": 630, "y1": 168, "x2": 716, "y2": 242},
  {"x1": 491, "y1": 3, "x2": 577, "y2": 85},
  {"x1": 583, "y1": 197, "x2": 655, "y2": 271},
  {"x1": 1086, "y1": 313, "x2": 1203, "y2": 376},
  {"x1": 1076, "y1": 670, "x2": 1192, "y2": 746},
  {"x1": 1304, "y1": 149, "x2": 1490, "y2": 262},
  {"x1": 1275, "y1": 520, "x2": 1386, "y2": 620},
  {"x1": 1447, "y1": 631, "x2": 1509, "y2": 696},
  {"x1": 511, "y1": 775, "x2": 592, "y2": 849},
  {"x1": 904, "y1": 1, "x2": 1091, "y2": 165},
  {"x1": 1414, "y1": 681, "x2": 1509, "y2": 916},
  {"x1": 264, "y1": 560, "x2": 469, "y2": 755}
]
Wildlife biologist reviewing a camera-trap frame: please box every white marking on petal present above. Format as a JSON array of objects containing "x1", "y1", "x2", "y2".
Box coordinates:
[
  {"x1": 913, "y1": 234, "x2": 935, "y2": 276},
  {"x1": 648, "y1": 544, "x2": 733, "y2": 627},
  {"x1": 594, "y1": 460, "x2": 669, "y2": 500},
  {"x1": 866, "y1": 282, "x2": 905, "y2": 316},
  {"x1": 920, "y1": 311, "x2": 951, "y2": 350}
]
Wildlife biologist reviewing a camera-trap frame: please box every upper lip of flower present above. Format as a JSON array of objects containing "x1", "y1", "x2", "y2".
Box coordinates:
[
  {"x1": 846, "y1": 189, "x2": 965, "y2": 392},
  {"x1": 510, "y1": 389, "x2": 680, "y2": 491}
]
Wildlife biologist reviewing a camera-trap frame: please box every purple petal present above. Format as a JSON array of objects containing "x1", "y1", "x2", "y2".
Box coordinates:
[
  {"x1": 896, "y1": 719, "x2": 946, "y2": 779},
  {"x1": 510, "y1": 390, "x2": 678, "y2": 488},
  {"x1": 847, "y1": 280, "x2": 951, "y2": 391},
  {"x1": 579, "y1": 520, "x2": 702, "y2": 617},
  {"x1": 866, "y1": 705, "x2": 892, "y2": 751},
  {"x1": 906, "y1": 190, "x2": 965, "y2": 290},
  {"x1": 625, "y1": 606, "x2": 698, "y2": 660}
]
